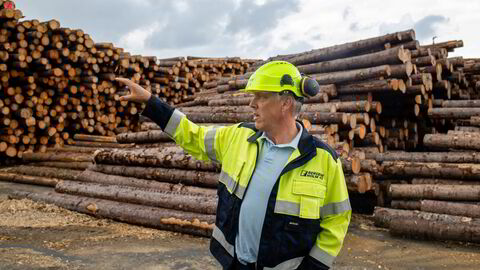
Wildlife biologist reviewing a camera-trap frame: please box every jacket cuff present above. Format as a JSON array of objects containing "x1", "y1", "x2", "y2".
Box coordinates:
[
  {"x1": 141, "y1": 95, "x2": 175, "y2": 130},
  {"x1": 297, "y1": 255, "x2": 330, "y2": 270}
]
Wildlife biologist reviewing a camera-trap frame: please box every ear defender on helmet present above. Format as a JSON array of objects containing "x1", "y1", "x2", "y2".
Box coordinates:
[{"x1": 299, "y1": 75, "x2": 320, "y2": 98}]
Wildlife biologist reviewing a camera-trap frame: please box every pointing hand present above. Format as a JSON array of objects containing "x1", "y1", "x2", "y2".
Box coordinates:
[{"x1": 115, "y1": 78, "x2": 152, "y2": 103}]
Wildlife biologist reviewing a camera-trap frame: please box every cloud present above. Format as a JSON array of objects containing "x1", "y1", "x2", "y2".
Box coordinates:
[
  {"x1": 144, "y1": 0, "x2": 301, "y2": 52},
  {"x1": 379, "y1": 13, "x2": 415, "y2": 35},
  {"x1": 225, "y1": 0, "x2": 301, "y2": 36},
  {"x1": 342, "y1": 7, "x2": 352, "y2": 20},
  {"x1": 414, "y1": 15, "x2": 449, "y2": 41}
]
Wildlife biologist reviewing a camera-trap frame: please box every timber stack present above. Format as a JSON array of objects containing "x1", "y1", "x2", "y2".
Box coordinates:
[
  {"x1": 0, "y1": 5, "x2": 255, "y2": 160},
  {"x1": 2, "y1": 134, "x2": 216, "y2": 237}
]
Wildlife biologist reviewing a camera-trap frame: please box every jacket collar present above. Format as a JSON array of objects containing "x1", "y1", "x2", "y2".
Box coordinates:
[{"x1": 246, "y1": 120, "x2": 316, "y2": 156}]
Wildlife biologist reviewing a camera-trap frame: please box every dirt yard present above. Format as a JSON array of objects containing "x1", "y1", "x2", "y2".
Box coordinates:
[{"x1": 0, "y1": 181, "x2": 479, "y2": 270}]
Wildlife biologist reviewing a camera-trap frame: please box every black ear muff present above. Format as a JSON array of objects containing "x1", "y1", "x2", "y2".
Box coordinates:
[{"x1": 300, "y1": 76, "x2": 319, "y2": 98}]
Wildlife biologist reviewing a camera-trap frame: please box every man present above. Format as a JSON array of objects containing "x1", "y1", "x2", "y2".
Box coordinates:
[{"x1": 117, "y1": 61, "x2": 351, "y2": 270}]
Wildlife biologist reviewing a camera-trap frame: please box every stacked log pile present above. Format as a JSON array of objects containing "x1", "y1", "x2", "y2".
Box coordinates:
[
  {"x1": 0, "y1": 6, "x2": 255, "y2": 160},
  {"x1": 2, "y1": 134, "x2": 216, "y2": 237},
  {"x1": 3, "y1": 24, "x2": 480, "y2": 242}
]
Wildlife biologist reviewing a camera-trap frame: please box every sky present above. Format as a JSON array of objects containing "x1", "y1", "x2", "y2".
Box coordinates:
[{"x1": 15, "y1": 0, "x2": 480, "y2": 60}]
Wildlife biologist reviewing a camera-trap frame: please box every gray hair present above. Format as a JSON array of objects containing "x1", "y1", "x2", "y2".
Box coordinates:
[{"x1": 277, "y1": 91, "x2": 303, "y2": 116}]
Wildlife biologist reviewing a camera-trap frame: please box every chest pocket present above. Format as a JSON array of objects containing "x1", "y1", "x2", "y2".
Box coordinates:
[{"x1": 292, "y1": 179, "x2": 326, "y2": 219}]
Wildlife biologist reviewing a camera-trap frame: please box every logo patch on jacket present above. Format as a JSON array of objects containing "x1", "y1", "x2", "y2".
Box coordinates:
[{"x1": 300, "y1": 170, "x2": 324, "y2": 180}]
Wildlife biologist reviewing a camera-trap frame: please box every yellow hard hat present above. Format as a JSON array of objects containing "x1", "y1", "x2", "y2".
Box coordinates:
[{"x1": 242, "y1": 61, "x2": 319, "y2": 98}]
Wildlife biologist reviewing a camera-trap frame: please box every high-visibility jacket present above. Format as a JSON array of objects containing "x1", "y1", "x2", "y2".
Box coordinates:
[{"x1": 143, "y1": 96, "x2": 351, "y2": 270}]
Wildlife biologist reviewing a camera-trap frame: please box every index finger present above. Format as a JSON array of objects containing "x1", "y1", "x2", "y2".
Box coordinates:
[{"x1": 115, "y1": 77, "x2": 134, "y2": 86}]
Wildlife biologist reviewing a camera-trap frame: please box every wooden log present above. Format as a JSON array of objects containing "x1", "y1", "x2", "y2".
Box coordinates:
[
  {"x1": 373, "y1": 207, "x2": 480, "y2": 228},
  {"x1": 381, "y1": 161, "x2": 480, "y2": 180},
  {"x1": 391, "y1": 200, "x2": 421, "y2": 210},
  {"x1": 185, "y1": 112, "x2": 252, "y2": 123},
  {"x1": 470, "y1": 116, "x2": 480, "y2": 126},
  {"x1": 284, "y1": 30, "x2": 415, "y2": 65},
  {"x1": 0, "y1": 172, "x2": 58, "y2": 187},
  {"x1": 423, "y1": 134, "x2": 480, "y2": 151},
  {"x1": 46, "y1": 146, "x2": 97, "y2": 153},
  {"x1": 345, "y1": 173, "x2": 372, "y2": 193},
  {"x1": 299, "y1": 112, "x2": 354, "y2": 127},
  {"x1": 93, "y1": 148, "x2": 219, "y2": 171},
  {"x1": 341, "y1": 157, "x2": 361, "y2": 174},
  {"x1": 388, "y1": 62, "x2": 413, "y2": 78},
  {"x1": 10, "y1": 191, "x2": 214, "y2": 237},
  {"x1": 411, "y1": 178, "x2": 480, "y2": 185},
  {"x1": 55, "y1": 180, "x2": 217, "y2": 214},
  {"x1": 389, "y1": 217, "x2": 480, "y2": 244},
  {"x1": 0, "y1": 165, "x2": 81, "y2": 180},
  {"x1": 336, "y1": 79, "x2": 399, "y2": 94},
  {"x1": 73, "y1": 134, "x2": 117, "y2": 143},
  {"x1": 297, "y1": 47, "x2": 410, "y2": 74},
  {"x1": 28, "y1": 162, "x2": 92, "y2": 170},
  {"x1": 76, "y1": 170, "x2": 216, "y2": 197},
  {"x1": 420, "y1": 200, "x2": 480, "y2": 218},
  {"x1": 89, "y1": 164, "x2": 218, "y2": 188},
  {"x1": 22, "y1": 152, "x2": 92, "y2": 162},
  {"x1": 68, "y1": 141, "x2": 135, "y2": 148},
  {"x1": 116, "y1": 130, "x2": 172, "y2": 143},
  {"x1": 427, "y1": 108, "x2": 480, "y2": 119},
  {"x1": 389, "y1": 184, "x2": 480, "y2": 200},
  {"x1": 311, "y1": 65, "x2": 391, "y2": 85},
  {"x1": 366, "y1": 151, "x2": 480, "y2": 163},
  {"x1": 441, "y1": 100, "x2": 480, "y2": 107}
]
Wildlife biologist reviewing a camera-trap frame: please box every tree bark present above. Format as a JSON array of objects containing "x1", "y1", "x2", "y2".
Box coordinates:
[
  {"x1": 0, "y1": 165, "x2": 80, "y2": 181},
  {"x1": 381, "y1": 161, "x2": 480, "y2": 180},
  {"x1": 366, "y1": 151, "x2": 480, "y2": 163},
  {"x1": 391, "y1": 200, "x2": 421, "y2": 210},
  {"x1": 441, "y1": 100, "x2": 480, "y2": 107},
  {"x1": 270, "y1": 29, "x2": 414, "y2": 66},
  {"x1": 22, "y1": 152, "x2": 92, "y2": 162},
  {"x1": 28, "y1": 162, "x2": 92, "y2": 170},
  {"x1": 427, "y1": 108, "x2": 480, "y2": 119},
  {"x1": 76, "y1": 170, "x2": 216, "y2": 197},
  {"x1": 55, "y1": 180, "x2": 217, "y2": 214},
  {"x1": 116, "y1": 130, "x2": 173, "y2": 143},
  {"x1": 73, "y1": 134, "x2": 117, "y2": 143},
  {"x1": 420, "y1": 200, "x2": 480, "y2": 218},
  {"x1": 10, "y1": 191, "x2": 215, "y2": 237},
  {"x1": 389, "y1": 217, "x2": 480, "y2": 244},
  {"x1": 68, "y1": 140, "x2": 136, "y2": 148},
  {"x1": 423, "y1": 134, "x2": 480, "y2": 151},
  {"x1": 311, "y1": 65, "x2": 391, "y2": 85},
  {"x1": 373, "y1": 207, "x2": 480, "y2": 228},
  {"x1": 93, "y1": 147, "x2": 219, "y2": 171},
  {"x1": 299, "y1": 112, "x2": 354, "y2": 127},
  {"x1": 296, "y1": 47, "x2": 410, "y2": 74},
  {"x1": 89, "y1": 164, "x2": 219, "y2": 188},
  {"x1": 389, "y1": 184, "x2": 480, "y2": 200},
  {"x1": 411, "y1": 178, "x2": 480, "y2": 185},
  {"x1": 336, "y1": 79, "x2": 399, "y2": 94},
  {"x1": 0, "y1": 172, "x2": 59, "y2": 187}
]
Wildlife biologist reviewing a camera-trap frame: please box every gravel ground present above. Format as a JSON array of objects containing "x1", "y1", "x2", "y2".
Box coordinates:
[{"x1": 0, "y1": 181, "x2": 479, "y2": 270}]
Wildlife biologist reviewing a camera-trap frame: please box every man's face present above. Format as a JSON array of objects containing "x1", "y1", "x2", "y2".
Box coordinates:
[{"x1": 249, "y1": 91, "x2": 283, "y2": 132}]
